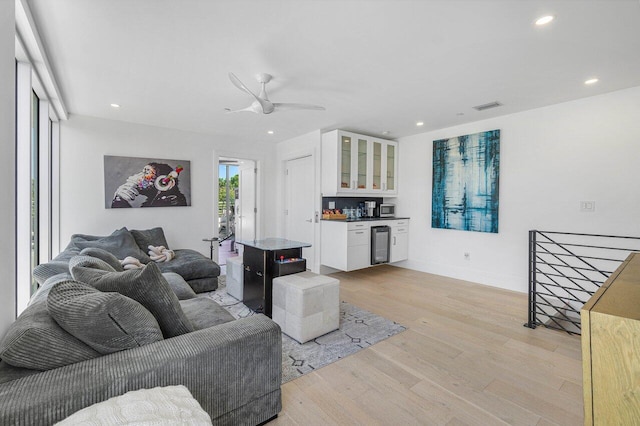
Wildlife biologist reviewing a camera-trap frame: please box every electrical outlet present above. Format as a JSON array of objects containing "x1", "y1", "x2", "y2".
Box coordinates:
[
  {"x1": 580, "y1": 201, "x2": 595, "y2": 212},
  {"x1": 464, "y1": 252, "x2": 470, "y2": 260}
]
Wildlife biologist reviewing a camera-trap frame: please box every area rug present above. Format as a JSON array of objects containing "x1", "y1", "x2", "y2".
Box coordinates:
[{"x1": 203, "y1": 275, "x2": 406, "y2": 383}]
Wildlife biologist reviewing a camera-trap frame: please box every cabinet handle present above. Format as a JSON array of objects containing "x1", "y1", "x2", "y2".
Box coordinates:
[
  {"x1": 355, "y1": 231, "x2": 365, "y2": 234},
  {"x1": 256, "y1": 271, "x2": 263, "y2": 277},
  {"x1": 394, "y1": 236, "x2": 396, "y2": 245}
]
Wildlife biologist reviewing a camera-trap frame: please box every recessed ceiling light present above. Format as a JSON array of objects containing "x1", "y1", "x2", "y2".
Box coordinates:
[
  {"x1": 456, "y1": 112, "x2": 465, "y2": 116},
  {"x1": 110, "y1": 103, "x2": 120, "y2": 108},
  {"x1": 382, "y1": 131, "x2": 390, "y2": 135},
  {"x1": 584, "y1": 78, "x2": 599, "y2": 85},
  {"x1": 267, "y1": 130, "x2": 274, "y2": 135},
  {"x1": 416, "y1": 121, "x2": 424, "y2": 127},
  {"x1": 535, "y1": 15, "x2": 554, "y2": 26}
]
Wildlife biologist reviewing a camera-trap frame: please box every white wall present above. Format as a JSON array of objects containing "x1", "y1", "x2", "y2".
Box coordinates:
[
  {"x1": 397, "y1": 87, "x2": 640, "y2": 293},
  {"x1": 275, "y1": 130, "x2": 322, "y2": 272},
  {"x1": 0, "y1": 0, "x2": 16, "y2": 336},
  {"x1": 59, "y1": 115, "x2": 278, "y2": 256}
]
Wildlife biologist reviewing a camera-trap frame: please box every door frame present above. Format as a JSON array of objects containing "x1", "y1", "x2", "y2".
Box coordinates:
[
  {"x1": 280, "y1": 145, "x2": 321, "y2": 273},
  {"x1": 214, "y1": 154, "x2": 261, "y2": 262},
  {"x1": 285, "y1": 155, "x2": 315, "y2": 271}
]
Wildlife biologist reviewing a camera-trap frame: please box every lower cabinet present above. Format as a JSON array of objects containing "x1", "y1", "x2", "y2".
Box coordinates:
[
  {"x1": 321, "y1": 219, "x2": 409, "y2": 271},
  {"x1": 390, "y1": 219, "x2": 409, "y2": 263},
  {"x1": 347, "y1": 228, "x2": 370, "y2": 271}
]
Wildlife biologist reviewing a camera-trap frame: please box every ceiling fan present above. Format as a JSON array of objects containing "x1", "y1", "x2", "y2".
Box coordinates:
[{"x1": 225, "y1": 72, "x2": 325, "y2": 114}]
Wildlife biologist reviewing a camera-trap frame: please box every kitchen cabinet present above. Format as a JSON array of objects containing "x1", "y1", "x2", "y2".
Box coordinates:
[
  {"x1": 390, "y1": 220, "x2": 409, "y2": 263},
  {"x1": 347, "y1": 226, "x2": 370, "y2": 271},
  {"x1": 322, "y1": 130, "x2": 398, "y2": 196},
  {"x1": 321, "y1": 219, "x2": 409, "y2": 271}
]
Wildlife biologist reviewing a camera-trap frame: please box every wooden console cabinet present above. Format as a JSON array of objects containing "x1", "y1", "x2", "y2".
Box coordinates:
[{"x1": 581, "y1": 252, "x2": 640, "y2": 425}]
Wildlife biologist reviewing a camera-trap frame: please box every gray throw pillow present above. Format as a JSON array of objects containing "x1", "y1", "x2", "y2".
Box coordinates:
[
  {"x1": 48, "y1": 280, "x2": 163, "y2": 354},
  {"x1": 131, "y1": 227, "x2": 170, "y2": 252},
  {"x1": 28, "y1": 272, "x2": 73, "y2": 307},
  {"x1": 82, "y1": 262, "x2": 194, "y2": 338},
  {"x1": 79, "y1": 247, "x2": 125, "y2": 271},
  {"x1": 0, "y1": 297, "x2": 100, "y2": 370},
  {"x1": 32, "y1": 261, "x2": 70, "y2": 286},
  {"x1": 69, "y1": 255, "x2": 116, "y2": 284},
  {"x1": 71, "y1": 228, "x2": 150, "y2": 263}
]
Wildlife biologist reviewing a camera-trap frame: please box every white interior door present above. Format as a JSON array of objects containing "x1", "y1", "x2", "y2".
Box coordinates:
[
  {"x1": 236, "y1": 162, "x2": 256, "y2": 244},
  {"x1": 285, "y1": 156, "x2": 315, "y2": 271}
]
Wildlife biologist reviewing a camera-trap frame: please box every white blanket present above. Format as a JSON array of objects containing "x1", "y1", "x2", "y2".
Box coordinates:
[
  {"x1": 55, "y1": 385, "x2": 212, "y2": 425},
  {"x1": 148, "y1": 245, "x2": 175, "y2": 263}
]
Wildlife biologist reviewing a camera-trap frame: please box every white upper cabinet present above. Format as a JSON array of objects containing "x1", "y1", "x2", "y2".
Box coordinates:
[{"x1": 322, "y1": 130, "x2": 398, "y2": 196}]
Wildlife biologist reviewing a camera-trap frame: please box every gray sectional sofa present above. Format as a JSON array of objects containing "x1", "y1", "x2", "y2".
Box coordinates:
[
  {"x1": 0, "y1": 230, "x2": 282, "y2": 425},
  {"x1": 34, "y1": 227, "x2": 221, "y2": 293}
]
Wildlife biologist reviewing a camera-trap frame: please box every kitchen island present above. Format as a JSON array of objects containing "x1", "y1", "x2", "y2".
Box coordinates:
[{"x1": 236, "y1": 238, "x2": 311, "y2": 317}]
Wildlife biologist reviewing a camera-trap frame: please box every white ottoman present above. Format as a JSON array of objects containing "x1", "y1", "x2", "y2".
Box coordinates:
[
  {"x1": 226, "y1": 256, "x2": 243, "y2": 300},
  {"x1": 272, "y1": 271, "x2": 340, "y2": 343}
]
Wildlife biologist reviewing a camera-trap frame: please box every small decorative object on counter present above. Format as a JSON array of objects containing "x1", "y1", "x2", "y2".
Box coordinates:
[{"x1": 322, "y1": 209, "x2": 347, "y2": 220}]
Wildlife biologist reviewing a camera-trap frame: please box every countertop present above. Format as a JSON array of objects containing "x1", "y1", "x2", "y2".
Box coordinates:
[
  {"x1": 235, "y1": 237, "x2": 312, "y2": 250},
  {"x1": 321, "y1": 216, "x2": 410, "y2": 222}
]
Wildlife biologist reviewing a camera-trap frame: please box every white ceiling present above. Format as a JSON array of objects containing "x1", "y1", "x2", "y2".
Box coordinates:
[{"x1": 25, "y1": 0, "x2": 640, "y2": 145}]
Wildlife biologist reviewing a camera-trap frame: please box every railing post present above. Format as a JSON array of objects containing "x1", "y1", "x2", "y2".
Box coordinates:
[{"x1": 525, "y1": 230, "x2": 537, "y2": 329}]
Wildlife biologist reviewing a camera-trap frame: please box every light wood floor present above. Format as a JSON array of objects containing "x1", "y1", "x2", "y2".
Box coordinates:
[{"x1": 272, "y1": 265, "x2": 583, "y2": 426}]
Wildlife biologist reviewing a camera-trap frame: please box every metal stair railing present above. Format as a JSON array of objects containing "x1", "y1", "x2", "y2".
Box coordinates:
[{"x1": 525, "y1": 230, "x2": 640, "y2": 335}]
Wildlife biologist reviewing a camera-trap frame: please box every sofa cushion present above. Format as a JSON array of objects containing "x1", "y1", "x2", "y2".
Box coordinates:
[
  {"x1": 71, "y1": 227, "x2": 150, "y2": 263},
  {"x1": 69, "y1": 255, "x2": 117, "y2": 284},
  {"x1": 184, "y1": 276, "x2": 219, "y2": 293},
  {"x1": 162, "y1": 272, "x2": 197, "y2": 300},
  {"x1": 28, "y1": 272, "x2": 73, "y2": 307},
  {"x1": 79, "y1": 247, "x2": 125, "y2": 272},
  {"x1": 48, "y1": 280, "x2": 163, "y2": 354},
  {"x1": 157, "y1": 249, "x2": 220, "y2": 281},
  {"x1": 131, "y1": 227, "x2": 170, "y2": 252},
  {"x1": 32, "y1": 261, "x2": 69, "y2": 286},
  {"x1": 179, "y1": 297, "x2": 234, "y2": 330},
  {"x1": 82, "y1": 262, "x2": 194, "y2": 338},
  {"x1": 0, "y1": 298, "x2": 100, "y2": 370}
]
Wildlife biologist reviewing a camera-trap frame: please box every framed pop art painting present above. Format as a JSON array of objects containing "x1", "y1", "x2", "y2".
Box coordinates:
[{"x1": 104, "y1": 155, "x2": 191, "y2": 208}]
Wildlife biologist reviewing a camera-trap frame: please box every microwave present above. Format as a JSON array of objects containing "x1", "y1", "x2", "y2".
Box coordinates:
[{"x1": 379, "y1": 203, "x2": 396, "y2": 218}]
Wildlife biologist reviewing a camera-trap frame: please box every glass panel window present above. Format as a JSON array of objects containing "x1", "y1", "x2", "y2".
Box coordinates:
[
  {"x1": 373, "y1": 141, "x2": 381, "y2": 190},
  {"x1": 386, "y1": 144, "x2": 395, "y2": 190},
  {"x1": 357, "y1": 138, "x2": 367, "y2": 189},
  {"x1": 30, "y1": 90, "x2": 39, "y2": 295},
  {"x1": 218, "y1": 164, "x2": 238, "y2": 239},
  {"x1": 340, "y1": 136, "x2": 351, "y2": 188}
]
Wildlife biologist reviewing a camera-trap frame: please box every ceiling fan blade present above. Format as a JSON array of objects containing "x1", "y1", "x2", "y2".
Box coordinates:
[
  {"x1": 224, "y1": 105, "x2": 259, "y2": 114},
  {"x1": 228, "y1": 72, "x2": 256, "y2": 97},
  {"x1": 228, "y1": 72, "x2": 275, "y2": 114},
  {"x1": 273, "y1": 102, "x2": 326, "y2": 111}
]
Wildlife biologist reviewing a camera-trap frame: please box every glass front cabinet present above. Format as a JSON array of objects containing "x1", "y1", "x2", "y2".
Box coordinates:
[{"x1": 322, "y1": 129, "x2": 398, "y2": 196}]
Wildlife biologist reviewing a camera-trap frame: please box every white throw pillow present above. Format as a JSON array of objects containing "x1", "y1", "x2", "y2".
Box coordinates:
[{"x1": 55, "y1": 385, "x2": 212, "y2": 425}]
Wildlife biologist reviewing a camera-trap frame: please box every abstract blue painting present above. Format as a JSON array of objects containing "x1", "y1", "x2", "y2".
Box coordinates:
[{"x1": 432, "y1": 129, "x2": 500, "y2": 233}]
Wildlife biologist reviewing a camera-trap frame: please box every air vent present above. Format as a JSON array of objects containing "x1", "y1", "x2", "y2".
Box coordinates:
[{"x1": 473, "y1": 101, "x2": 503, "y2": 111}]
